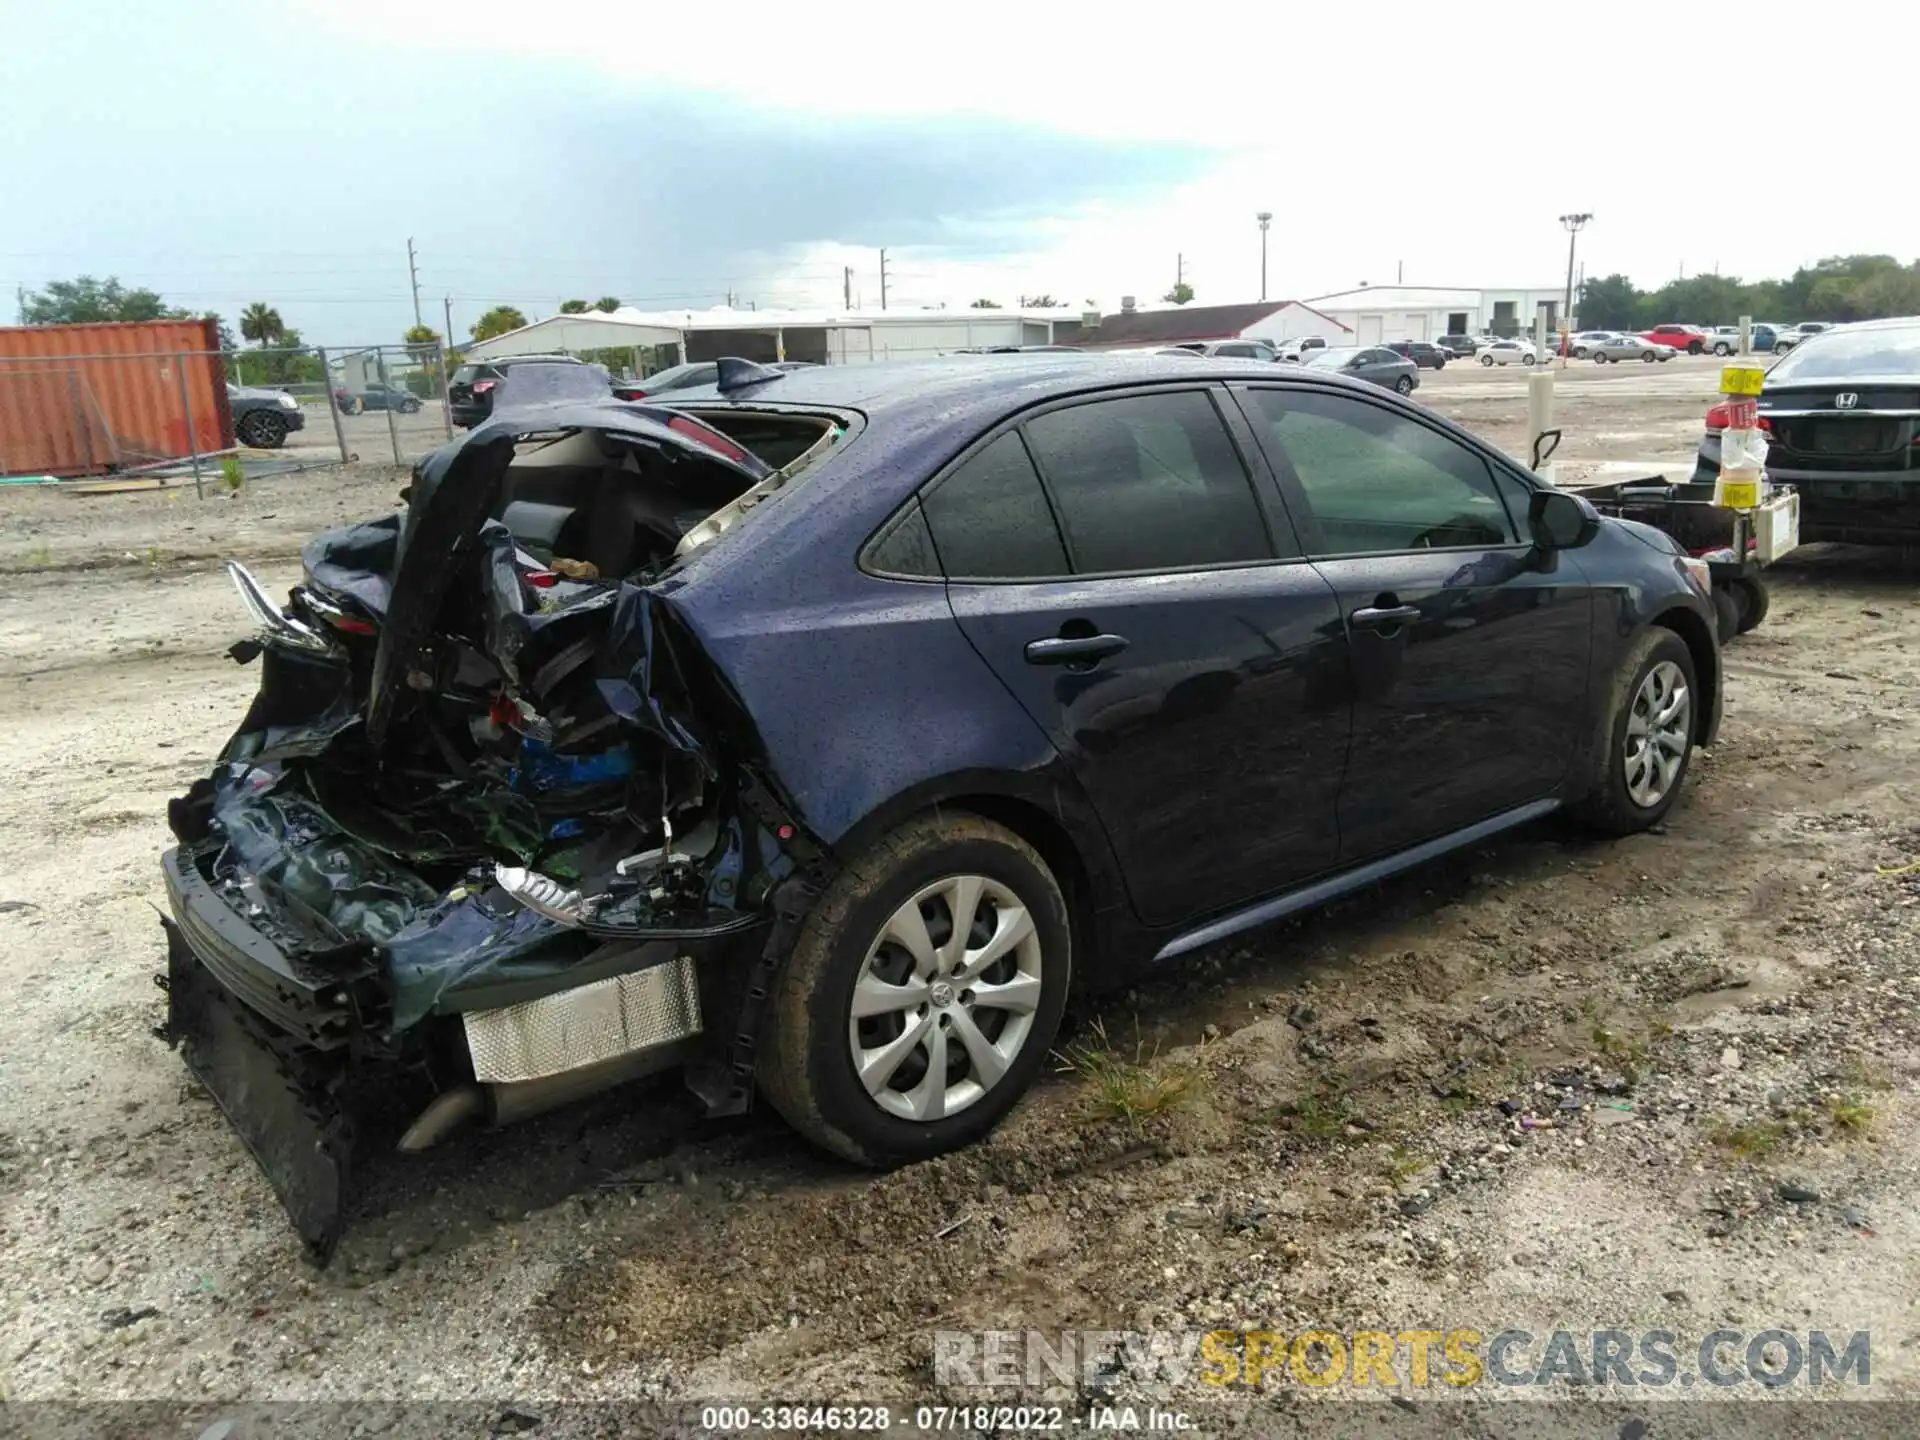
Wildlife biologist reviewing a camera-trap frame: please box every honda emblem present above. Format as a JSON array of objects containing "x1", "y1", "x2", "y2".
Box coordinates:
[{"x1": 1834, "y1": 392, "x2": 1860, "y2": 409}]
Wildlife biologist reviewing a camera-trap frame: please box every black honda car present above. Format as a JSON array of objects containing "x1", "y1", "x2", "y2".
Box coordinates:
[
  {"x1": 162, "y1": 354, "x2": 1722, "y2": 1258},
  {"x1": 448, "y1": 353, "x2": 605, "y2": 428},
  {"x1": 1691, "y1": 317, "x2": 1920, "y2": 543}
]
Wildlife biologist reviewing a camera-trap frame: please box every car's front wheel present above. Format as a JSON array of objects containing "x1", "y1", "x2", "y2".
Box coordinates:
[
  {"x1": 1523, "y1": 353, "x2": 1536, "y2": 365},
  {"x1": 758, "y1": 811, "x2": 1071, "y2": 1166},
  {"x1": 1714, "y1": 342, "x2": 1733, "y2": 356},
  {"x1": 1642, "y1": 351, "x2": 1657, "y2": 363},
  {"x1": 237, "y1": 410, "x2": 288, "y2": 448},
  {"x1": 1394, "y1": 375, "x2": 1414, "y2": 395},
  {"x1": 1570, "y1": 628, "x2": 1698, "y2": 836},
  {"x1": 1480, "y1": 354, "x2": 1495, "y2": 366}
]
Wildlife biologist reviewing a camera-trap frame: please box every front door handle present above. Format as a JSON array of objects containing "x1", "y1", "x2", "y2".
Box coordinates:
[
  {"x1": 1024, "y1": 633, "x2": 1129, "y2": 666},
  {"x1": 1351, "y1": 604, "x2": 1421, "y2": 629}
]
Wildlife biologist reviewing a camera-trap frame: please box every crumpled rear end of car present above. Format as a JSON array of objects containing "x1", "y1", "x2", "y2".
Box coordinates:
[{"x1": 159, "y1": 395, "x2": 833, "y2": 1261}]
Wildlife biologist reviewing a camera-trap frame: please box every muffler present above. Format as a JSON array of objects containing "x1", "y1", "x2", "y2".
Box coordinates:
[{"x1": 398, "y1": 957, "x2": 702, "y2": 1152}]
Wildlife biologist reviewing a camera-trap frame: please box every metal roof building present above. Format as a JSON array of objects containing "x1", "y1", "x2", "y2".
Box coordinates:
[{"x1": 463, "y1": 304, "x2": 1076, "y2": 368}]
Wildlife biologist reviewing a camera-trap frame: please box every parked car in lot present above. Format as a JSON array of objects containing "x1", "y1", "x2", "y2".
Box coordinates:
[
  {"x1": 161, "y1": 352, "x2": 1722, "y2": 1257},
  {"x1": 1641, "y1": 324, "x2": 1709, "y2": 355},
  {"x1": 1307, "y1": 345, "x2": 1421, "y2": 393},
  {"x1": 1478, "y1": 339, "x2": 1539, "y2": 366},
  {"x1": 334, "y1": 381, "x2": 423, "y2": 416},
  {"x1": 1704, "y1": 324, "x2": 1778, "y2": 356},
  {"x1": 1439, "y1": 334, "x2": 1480, "y2": 358},
  {"x1": 1568, "y1": 331, "x2": 1619, "y2": 359},
  {"x1": 1385, "y1": 340, "x2": 1449, "y2": 369},
  {"x1": 226, "y1": 383, "x2": 306, "y2": 449},
  {"x1": 449, "y1": 354, "x2": 605, "y2": 427},
  {"x1": 1691, "y1": 316, "x2": 1920, "y2": 544},
  {"x1": 1772, "y1": 322, "x2": 1831, "y2": 354},
  {"x1": 1173, "y1": 339, "x2": 1280, "y2": 360},
  {"x1": 1277, "y1": 336, "x2": 1329, "y2": 363},
  {"x1": 1592, "y1": 336, "x2": 1676, "y2": 364}
]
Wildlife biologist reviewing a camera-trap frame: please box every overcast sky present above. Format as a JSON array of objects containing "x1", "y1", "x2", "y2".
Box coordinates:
[{"x1": 2, "y1": 0, "x2": 1908, "y2": 345}]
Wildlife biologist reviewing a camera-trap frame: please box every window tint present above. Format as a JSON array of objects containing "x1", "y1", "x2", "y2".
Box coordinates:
[
  {"x1": 921, "y1": 432, "x2": 1070, "y2": 579},
  {"x1": 1021, "y1": 391, "x2": 1276, "y2": 572},
  {"x1": 864, "y1": 498, "x2": 942, "y2": 579},
  {"x1": 1244, "y1": 389, "x2": 1519, "y2": 556}
]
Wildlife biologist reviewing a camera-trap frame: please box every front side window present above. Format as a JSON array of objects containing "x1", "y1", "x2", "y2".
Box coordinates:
[
  {"x1": 1021, "y1": 390, "x2": 1277, "y2": 573},
  {"x1": 1243, "y1": 389, "x2": 1520, "y2": 556}
]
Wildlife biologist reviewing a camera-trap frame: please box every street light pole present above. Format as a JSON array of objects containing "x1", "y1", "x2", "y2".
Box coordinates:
[
  {"x1": 1558, "y1": 212, "x2": 1592, "y2": 367},
  {"x1": 1256, "y1": 211, "x2": 1272, "y2": 302}
]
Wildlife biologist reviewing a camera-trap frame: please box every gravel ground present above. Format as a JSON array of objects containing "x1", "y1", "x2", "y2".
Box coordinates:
[{"x1": 4, "y1": 365, "x2": 1918, "y2": 1426}]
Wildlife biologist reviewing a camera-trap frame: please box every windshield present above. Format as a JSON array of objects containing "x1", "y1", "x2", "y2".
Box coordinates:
[
  {"x1": 1308, "y1": 348, "x2": 1359, "y2": 369},
  {"x1": 1769, "y1": 324, "x2": 1920, "y2": 382}
]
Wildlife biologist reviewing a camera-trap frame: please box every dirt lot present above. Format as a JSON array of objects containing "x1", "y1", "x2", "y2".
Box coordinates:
[{"x1": 5, "y1": 359, "x2": 1919, "y2": 1425}]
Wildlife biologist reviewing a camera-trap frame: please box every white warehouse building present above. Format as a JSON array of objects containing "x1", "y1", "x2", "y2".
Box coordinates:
[
  {"x1": 1304, "y1": 285, "x2": 1572, "y2": 345},
  {"x1": 462, "y1": 304, "x2": 1075, "y2": 370}
]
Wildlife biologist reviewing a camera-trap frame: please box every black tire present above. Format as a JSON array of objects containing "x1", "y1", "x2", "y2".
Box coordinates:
[
  {"x1": 1687, "y1": 342, "x2": 1704, "y2": 355},
  {"x1": 1642, "y1": 351, "x2": 1657, "y2": 363},
  {"x1": 1711, "y1": 586, "x2": 1739, "y2": 643},
  {"x1": 402, "y1": 399, "x2": 422, "y2": 413},
  {"x1": 1569, "y1": 627, "x2": 1700, "y2": 836},
  {"x1": 1523, "y1": 353, "x2": 1537, "y2": 365},
  {"x1": 1394, "y1": 375, "x2": 1414, "y2": 395},
  {"x1": 1480, "y1": 354, "x2": 1494, "y2": 366},
  {"x1": 237, "y1": 409, "x2": 287, "y2": 449},
  {"x1": 1714, "y1": 343, "x2": 1733, "y2": 357},
  {"x1": 1731, "y1": 577, "x2": 1770, "y2": 633},
  {"x1": 1594, "y1": 353, "x2": 1608, "y2": 364},
  {"x1": 757, "y1": 811, "x2": 1072, "y2": 1167}
]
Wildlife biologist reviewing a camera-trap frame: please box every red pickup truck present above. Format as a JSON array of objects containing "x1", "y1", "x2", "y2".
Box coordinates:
[{"x1": 1641, "y1": 324, "x2": 1709, "y2": 355}]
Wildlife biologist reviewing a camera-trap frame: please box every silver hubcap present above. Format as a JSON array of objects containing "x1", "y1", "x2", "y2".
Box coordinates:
[
  {"x1": 847, "y1": 874, "x2": 1043, "y2": 1123},
  {"x1": 1624, "y1": 660, "x2": 1690, "y2": 808}
]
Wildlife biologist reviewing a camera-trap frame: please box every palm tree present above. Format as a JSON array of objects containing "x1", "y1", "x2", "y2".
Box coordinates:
[
  {"x1": 593, "y1": 296, "x2": 621, "y2": 312},
  {"x1": 469, "y1": 306, "x2": 528, "y2": 341},
  {"x1": 239, "y1": 302, "x2": 285, "y2": 348}
]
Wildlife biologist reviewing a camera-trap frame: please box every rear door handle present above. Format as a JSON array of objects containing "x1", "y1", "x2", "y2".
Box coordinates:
[
  {"x1": 1351, "y1": 604, "x2": 1421, "y2": 629},
  {"x1": 1024, "y1": 634, "x2": 1129, "y2": 666}
]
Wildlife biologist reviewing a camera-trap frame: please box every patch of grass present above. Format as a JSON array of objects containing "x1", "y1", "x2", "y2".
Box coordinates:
[
  {"x1": 1706, "y1": 1117, "x2": 1793, "y2": 1159},
  {"x1": 1383, "y1": 1144, "x2": 1426, "y2": 1188},
  {"x1": 144, "y1": 544, "x2": 162, "y2": 566},
  {"x1": 1055, "y1": 1017, "x2": 1204, "y2": 1128},
  {"x1": 1261, "y1": 1074, "x2": 1359, "y2": 1142},
  {"x1": 220, "y1": 456, "x2": 246, "y2": 492},
  {"x1": 1840, "y1": 1058, "x2": 1893, "y2": 1093},
  {"x1": 1827, "y1": 1096, "x2": 1875, "y2": 1136},
  {"x1": 22, "y1": 543, "x2": 52, "y2": 568}
]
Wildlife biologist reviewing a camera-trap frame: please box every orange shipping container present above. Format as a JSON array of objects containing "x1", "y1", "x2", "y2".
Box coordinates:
[{"x1": 0, "y1": 318, "x2": 234, "y2": 477}]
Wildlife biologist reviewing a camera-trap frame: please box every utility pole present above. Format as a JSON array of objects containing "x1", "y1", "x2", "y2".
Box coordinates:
[
  {"x1": 879, "y1": 249, "x2": 890, "y2": 311},
  {"x1": 844, "y1": 266, "x2": 853, "y2": 311},
  {"x1": 1558, "y1": 213, "x2": 1592, "y2": 367},
  {"x1": 1177, "y1": 252, "x2": 1186, "y2": 289},
  {"x1": 443, "y1": 294, "x2": 454, "y2": 350},
  {"x1": 406, "y1": 238, "x2": 423, "y2": 330},
  {"x1": 1397, "y1": 260, "x2": 1404, "y2": 284},
  {"x1": 1256, "y1": 213, "x2": 1272, "y2": 302}
]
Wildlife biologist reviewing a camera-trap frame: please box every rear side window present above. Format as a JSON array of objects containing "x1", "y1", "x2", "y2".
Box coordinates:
[
  {"x1": 1021, "y1": 391, "x2": 1275, "y2": 573},
  {"x1": 921, "y1": 432, "x2": 1070, "y2": 580}
]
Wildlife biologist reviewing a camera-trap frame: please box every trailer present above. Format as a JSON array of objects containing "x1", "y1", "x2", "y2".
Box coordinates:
[{"x1": 1574, "y1": 475, "x2": 1801, "y2": 641}]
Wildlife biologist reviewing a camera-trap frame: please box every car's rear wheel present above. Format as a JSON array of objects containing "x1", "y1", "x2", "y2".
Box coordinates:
[
  {"x1": 758, "y1": 812, "x2": 1071, "y2": 1167},
  {"x1": 1569, "y1": 628, "x2": 1698, "y2": 836},
  {"x1": 1480, "y1": 354, "x2": 1494, "y2": 367},
  {"x1": 1394, "y1": 375, "x2": 1414, "y2": 395},
  {"x1": 237, "y1": 410, "x2": 287, "y2": 449}
]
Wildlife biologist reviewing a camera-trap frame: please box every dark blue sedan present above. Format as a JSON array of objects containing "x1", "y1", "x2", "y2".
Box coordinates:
[{"x1": 160, "y1": 353, "x2": 1723, "y2": 1259}]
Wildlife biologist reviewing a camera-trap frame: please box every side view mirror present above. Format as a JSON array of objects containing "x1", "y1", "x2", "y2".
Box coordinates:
[{"x1": 1529, "y1": 488, "x2": 1600, "y2": 550}]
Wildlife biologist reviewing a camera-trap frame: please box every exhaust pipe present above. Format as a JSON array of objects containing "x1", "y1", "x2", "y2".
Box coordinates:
[{"x1": 398, "y1": 956, "x2": 704, "y2": 1151}]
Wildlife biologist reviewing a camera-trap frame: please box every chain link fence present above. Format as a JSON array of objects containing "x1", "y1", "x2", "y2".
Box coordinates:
[{"x1": 0, "y1": 341, "x2": 461, "y2": 494}]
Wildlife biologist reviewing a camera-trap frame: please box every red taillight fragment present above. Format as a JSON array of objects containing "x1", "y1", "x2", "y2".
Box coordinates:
[
  {"x1": 666, "y1": 413, "x2": 751, "y2": 463},
  {"x1": 523, "y1": 570, "x2": 558, "y2": 589},
  {"x1": 326, "y1": 615, "x2": 376, "y2": 635},
  {"x1": 472, "y1": 379, "x2": 497, "y2": 394}
]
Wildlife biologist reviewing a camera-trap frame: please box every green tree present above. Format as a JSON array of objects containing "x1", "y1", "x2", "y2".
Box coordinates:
[
  {"x1": 559, "y1": 299, "x2": 590, "y2": 314},
  {"x1": 470, "y1": 306, "x2": 528, "y2": 341},
  {"x1": 1018, "y1": 293, "x2": 1062, "y2": 307},
  {"x1": 1576, "y1": 274, "x2": 1639, "y2": 329},
  {"x1": 1162, "y1": 282, "x2": 1194, "y2": 305},
  {"x1": 21, "y1": 275, "x2": 175, "y2": 325},
  {"x1": 970, "y1": 297, "x2": 1001, "y2": 308},
  {"x1": 593, "y1": 296, "x2": 621, "y2": 312},
  {"x1": 233, "y1": 328, "x2": 322, "y2": 387},
  {"x1": 239, "y1": 302, "x2": 286, "y2": 348}
]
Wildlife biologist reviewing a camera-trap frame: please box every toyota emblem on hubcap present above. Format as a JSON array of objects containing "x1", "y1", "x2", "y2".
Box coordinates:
[{"x1": 929, "y1": 980, "x2": 956, "y2": 1008}]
